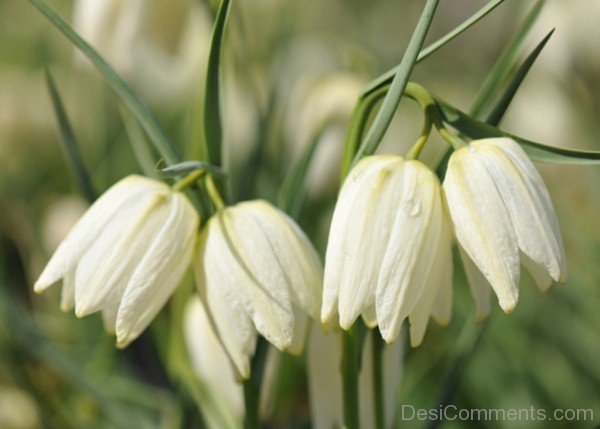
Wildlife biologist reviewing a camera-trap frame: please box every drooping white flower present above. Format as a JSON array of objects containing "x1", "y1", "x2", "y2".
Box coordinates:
[
  {"x1": 322, "y1": 155, "x2": 452, "y2": 344},
  {"x1": 35, "y1": 175, "x2": 199, "y2": 347},
  {"x1": 195, "y1": 200, "x2": 323, "y2": 378},
  {"x1": 443, "y1": 137, "x2": 567, "y2": 313},
  {"x1": 184, "y1": 296, "x2": 244, "y2": 429},
  {"x1": 307, "y1": 325, "x2": 404, "y2": 429}
]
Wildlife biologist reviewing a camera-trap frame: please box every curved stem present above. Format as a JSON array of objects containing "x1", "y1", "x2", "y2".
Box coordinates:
[
  {"x1": 205, "y1": 174, "x2": 226, "y2": 210},
  {"x1": 406, "y1": 105, "x2": 434, "y2": 160}
]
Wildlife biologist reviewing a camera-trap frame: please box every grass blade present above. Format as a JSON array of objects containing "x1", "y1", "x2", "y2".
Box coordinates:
[
  {"x1": 469, "y1": 0, "x2": 546, "y2": 117},
  {"x1": 362, "y1": 0, "x2": 506, "y2": 97},
  {"x1": 120, "y1": 106, "x2": 159, "y2": 178},
  {"x1": 203, "y1": 0, "x2": 233, "y2": 167},
  {"x1": 486, "y1": 29, "x2": 554, "y2": 126},
  {"x1": 352, "y1": 0, "x2": 440, "y2": 164},
  {"x1": 278, "y1": 123, "x2": 329, "y2": 218},
  {"x1": 27, "y1": 0, "x2": 181, "y2": 165},
  {"x1": 436, "y1": 98, "x2": 600, "y2": 164},
  {"x1": 45, "y1": 69, "x2": 96, "y2": 202}
]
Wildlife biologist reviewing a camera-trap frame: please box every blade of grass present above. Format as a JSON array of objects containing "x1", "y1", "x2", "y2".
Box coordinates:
[
  {"x1": 203, "y1": 0, "x2": 233, "y2": 167},
  {"x1": 352, "y1": 0, "x2": 440, "y2": 165},
  {"x1": 362, "y1": 0, "x2": 506, "y2": 97},
  {"x1": 27, "y1": 0, "x2": 181, "y2": 165},
  {"x1": 469, "y1": 0, "x2": 546, "y2": 118},
  {"x1": 45, "y1": 69, "x2": 96, "y2": 202},
  {"x1": 486, "y1": 29, "x2": 554, "y2": 126},
  {"x1": 120, "y1": 106, "x2": 159, "y2": 178}
]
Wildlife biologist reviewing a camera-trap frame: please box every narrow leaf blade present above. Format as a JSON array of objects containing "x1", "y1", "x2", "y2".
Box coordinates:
[
  {"x1": 27, "y1": 0, "x2": 180, "y2": 164},
  {"x1": 203, "y1": 0, "x2": 233, "y2": 167},
  {"x1": 486, "y1": 29, "x2": 554, "y2": 126},
  {"x1": 45, "y1": 69, "x2": 96, "y2": 202},
  {"x1": 362, "y1": 0, "x2": 506, "y2": 97},
  {"x1": 353, "y1": 0, "x2": 440, "y2": 165},
  {"x1": 437, "y1": 99, "x2": 600, "y2": 164}
]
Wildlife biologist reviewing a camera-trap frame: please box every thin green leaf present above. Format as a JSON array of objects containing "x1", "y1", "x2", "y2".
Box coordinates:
[
  {"x1": 469, "y1": 0, "x2": 546, "y2": 117},
  {"x1": 45, "y1": 69, "x2": 96, "y2": 202},
  {"x1": 436, "y1": 98, "x2": 600, "y2": 164},
  {"x1": 486, "y1": 29, "x2": 554, "y2": 126},
  {"x1": 278, "y1": 123, "x2": 329, "y2": 218},
  {"x1": 159, "y1": 161, "x2": 226, "y2": 178},
  {"x1": 362, "y1": 0, "x2": 506, "y2": 97},
  {"x1": 352, "y1": 0, "x2": 440, "y2": 165},
  {"x1": 120, "y1": 106, "x2": 159, "y2": 178},
  {"x1": 203, "y1": 0, "x2": 233, "y2": 167},
  {"x1": 27, "y1": 0, "x2": 181, "y2": 165}
]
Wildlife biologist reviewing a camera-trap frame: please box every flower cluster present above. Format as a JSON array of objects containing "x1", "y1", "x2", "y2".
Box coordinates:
[
  {"x1": 322, "y1": 137, "x2": 566, "y2": 345},
  {"x1": 35, "y1": 136, "x2": 566, "y2": 373}
]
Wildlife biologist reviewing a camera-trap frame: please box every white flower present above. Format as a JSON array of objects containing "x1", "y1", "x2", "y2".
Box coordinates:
[
  {"x1": 34, "y1": 175, "x2": 199, "y2": 347},
  {"x1": 322, "y1": 155, "x2": 452, "y2": 345},
  {"x1": 443, "y1": 137, "x2": 567, "y2": 313},
  {"x1": 184, "y1": 297, "x2": 244, "y2": 429},
  {"x1": 307, "y1": 326, "x2": 404, "y2": 429},
  {"x1": 195, "y1": 200, "x2": 323, "y2": 378}
]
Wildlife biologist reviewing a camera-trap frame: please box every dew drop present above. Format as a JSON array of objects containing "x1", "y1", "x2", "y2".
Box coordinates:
[
  {"x1": 468, "y1": 146, "x2": 476, "y2": 153},
  {"x1": 402, "y1": 199, "x2": 421, "y2": 217}
]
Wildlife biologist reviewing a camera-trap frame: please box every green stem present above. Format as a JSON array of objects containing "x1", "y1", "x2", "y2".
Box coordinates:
[
  {"x1": 342, "y1": 328, "x2": 361, "y2": 429},
  {"x1": 172, "y1": 170, "x2": 205, "y2": 192},
  {"x1": 372, "y1": 332, "x2": 385, "y2": 429},
  {"x1": 243, "y1": 337, "x2": 269, "y2": 429},
  {"x1": 205, "y1": 174, "x2": 226, "y2": 210},
  {"x1": 405, "y1": 105, "x2": 434, "y2": 160}
]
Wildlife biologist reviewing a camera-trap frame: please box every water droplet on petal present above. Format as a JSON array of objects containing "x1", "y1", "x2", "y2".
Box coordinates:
[{"x1": 468, "y1": 146, "x2": 476, "y2": 153}]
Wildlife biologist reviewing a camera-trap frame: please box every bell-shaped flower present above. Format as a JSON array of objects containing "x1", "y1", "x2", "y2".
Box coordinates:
[
  {"x1": 34, "y1": 175, "x2": 199, "y2": 347},
  {"x1": 322, "y1": 155, "x2": 452, "y2": 344},
  {"x1": 195, "y1": 200, "x2": 323, "y2": 378},
  {"x1": 443, "y1": 137, "x2": 567, "y2": 313}
]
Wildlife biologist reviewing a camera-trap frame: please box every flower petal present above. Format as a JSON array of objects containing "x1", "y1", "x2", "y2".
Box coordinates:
[
  {"x1": 323, "y1": 155, "x2": 406, "y2": 329},
  {"x1": 34, "y1": 175, "x2": 165, "y2": 293},
  {"x1": 116, "y1": 192, "x2": 199, "y2": 347},
  {"x1": 219, "y1": 207, "x2": 295, "y2": 350},
  {"x1": 240, "y1": 201, "x2": 323, "y2": 321},
  {"x1": 376, "y1": 161, "x2": 442, "y2": 343},
  {"x1": 74, "y1": 191, "x2": 171, "y2": 317},
  {"x1": 458, "y1": 246, "x2": 492, "y2": 322},
  {"x1": 60, "y1": 270, "x2": 76, "y2": 312},
  {"x1": 474, "y1": 139, "x2": 565, "y2": 284},
  {"x1": 443, "y1": 147, "x2": 520, "y2": 313},
  {"x1": 196, "y1": 227, "x2": 257, "y2": 379}
]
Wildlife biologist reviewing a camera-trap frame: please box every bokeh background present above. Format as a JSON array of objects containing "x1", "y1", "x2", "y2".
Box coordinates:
[{"x1": 0, "y1": 0, "x2": 598, "y2": 428}]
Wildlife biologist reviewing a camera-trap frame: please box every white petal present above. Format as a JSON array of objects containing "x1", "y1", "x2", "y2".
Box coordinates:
[
  {"x1": 74, "y1": 191, "x2": 171, "y2": 317},
  {"x1": 183, "y1": 296, "x2": 244, "y2": 427},
  {"x1": 116, "y1": 193, "x2": 199, "y2": 347},
  {"x1": 287, "y1": 306, "x2": 311, "y2": 356},
  {"x1": 60, "y1": 270, "x2": 76, "y2": 312},
  {"x1": 102, "y1": 303, "x2": 119, "y2": 334},
  {"x1": 361, "y1": 304, "x2": 378, "y2": 328},
  {"x1": 458, "y1": 246, "x2": 492, "y2": 322},
  {"x1": 240, "y1": 201, "x2": 323, "y2": 321},
  {"x1": 219, "y1": 207, "x2": 295, "y2": 350},
  {"x1": 376, "y1": 161, "x2": 442, "y2": 343},
  {"x1": 521, "y1": 252, "x2": 553, "y2": 292},
  {"x1": 322, "y1": 156, "x2": 402, "y2": 325},
  {"x1": 481, "y1": 138, "x2": 566, "y2": 281},
  {"x1": 474, "y1": 139, "x2": 564, "y2": 284},
  {"x1": 408, "y1": 215, "x2": 453, "y2": 347},
  {"x1": 443, "y1": 147, "x2": 520, "y2": 313},
  {"x1": 35, "y1": 175, "x2": 165, "y2": 292}
]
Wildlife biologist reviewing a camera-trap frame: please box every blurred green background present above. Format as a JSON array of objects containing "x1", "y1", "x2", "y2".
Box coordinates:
[{"x1": 0, "y1": 0, "x2": 598, "y2": 428}]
